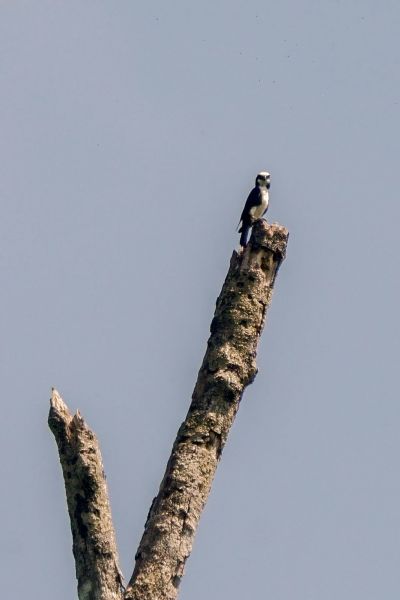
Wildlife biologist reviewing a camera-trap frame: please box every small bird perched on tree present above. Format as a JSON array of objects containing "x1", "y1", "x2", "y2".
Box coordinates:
[{"x1": 237, "y1": 171, "x2": 271, "y2": 247}]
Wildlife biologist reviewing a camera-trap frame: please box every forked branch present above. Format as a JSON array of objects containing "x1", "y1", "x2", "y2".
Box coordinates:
[{"x1": 49, "y1": 220, "x2": 288, "y2": 600}]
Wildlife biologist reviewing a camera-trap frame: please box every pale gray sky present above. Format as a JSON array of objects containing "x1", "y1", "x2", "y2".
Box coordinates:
[{"x1": 2, "y1": 2, "x2": 400, "y2": 598}]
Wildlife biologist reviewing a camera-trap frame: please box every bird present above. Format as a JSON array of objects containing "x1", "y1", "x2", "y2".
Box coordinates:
[{"x1": 237, "y1": 171, "x2": 270, "y2": 247}]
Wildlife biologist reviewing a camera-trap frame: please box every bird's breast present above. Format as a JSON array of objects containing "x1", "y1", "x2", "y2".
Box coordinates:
[{"x1": 250, "y1": 189, "x2": 269, "y2": 219}]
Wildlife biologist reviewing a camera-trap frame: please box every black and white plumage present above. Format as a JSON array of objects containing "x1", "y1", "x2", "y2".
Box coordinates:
[{"x1": 237, "y1": 171, "x2": 270, "y2": 247}]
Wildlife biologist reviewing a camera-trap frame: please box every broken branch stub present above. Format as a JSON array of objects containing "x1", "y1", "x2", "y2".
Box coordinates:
[{"x1": 48, "y1": 389, "x2": 124, "y2": 600}]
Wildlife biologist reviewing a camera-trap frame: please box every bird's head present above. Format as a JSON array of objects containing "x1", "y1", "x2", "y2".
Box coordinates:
[{"x1": 256, "y1": 171, "x2": 271, "y2": 189}]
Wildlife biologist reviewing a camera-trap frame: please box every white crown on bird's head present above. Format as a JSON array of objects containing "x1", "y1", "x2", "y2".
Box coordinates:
[{"x1": 255, "y1": 171, "x2": 271, "y2": 188}]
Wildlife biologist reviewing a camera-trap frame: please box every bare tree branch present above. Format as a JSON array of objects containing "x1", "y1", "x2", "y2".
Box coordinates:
[
  {"x1": 49, "y1": 219, "x2": 288, "y2": 600},
  {"x1": 48, "y1": 389, "x2": 124, "y2": 600},
  {"x1": 124, "y1": 220, "x2": 288, "y2": 600}
]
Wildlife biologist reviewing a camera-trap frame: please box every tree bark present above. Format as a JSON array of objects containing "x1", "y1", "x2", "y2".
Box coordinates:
[
  {"x1": 48, "y1": 389, "x2": 124, "y2": 600},
  {"x1": 48, "y1": 219, "x2": 288, "y2": 600},
  {"x1": 124, "y1": 220, "x2": 288, "y2": 600}
]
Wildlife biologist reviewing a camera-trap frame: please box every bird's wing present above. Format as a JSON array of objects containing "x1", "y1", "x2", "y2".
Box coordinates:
[{"x1": 238, "y1": 187, "x2": 260, "y2": 228}]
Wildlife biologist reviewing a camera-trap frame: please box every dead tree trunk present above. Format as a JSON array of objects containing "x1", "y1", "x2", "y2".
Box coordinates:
[{"x1": 49, "y1": 220, "x2": 288, "y2": 600}]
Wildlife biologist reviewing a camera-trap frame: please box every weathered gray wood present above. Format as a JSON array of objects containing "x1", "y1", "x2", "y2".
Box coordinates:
[
  {"x1": 125, "y1": 220, "x2": 288, "y2": 600},
  {"x1": 48, "y1": 389, "x2": 124, "y2": 600},
  {"x1": 49, "y1": 219, "x2": 288, "y2": 600}
]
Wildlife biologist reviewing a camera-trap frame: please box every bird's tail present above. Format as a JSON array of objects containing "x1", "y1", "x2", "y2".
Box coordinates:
[{"x1": 239, "y1": 225, "x2": 250, "y2": 247}]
